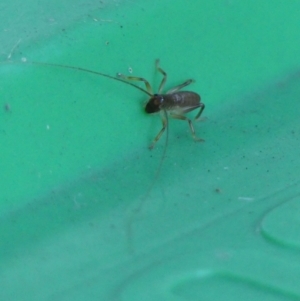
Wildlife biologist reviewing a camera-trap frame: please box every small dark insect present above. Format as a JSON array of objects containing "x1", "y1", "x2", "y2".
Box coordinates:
[{"x1": 118, "y1": 59, "x2": 205, "y2": 149}]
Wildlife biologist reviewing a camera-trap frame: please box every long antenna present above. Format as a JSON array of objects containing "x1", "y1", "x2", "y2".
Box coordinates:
[
  {"x1": 126, "y1": 109, "x2": 169, "y2": 254},
  {"x1": 24, "y1": 61, "x2": 152, "y2": 96}
]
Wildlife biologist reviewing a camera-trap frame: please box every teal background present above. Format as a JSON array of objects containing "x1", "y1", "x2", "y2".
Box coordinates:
[{"x1": 1, "y1": 1, "x2": 300, "y2": 300}]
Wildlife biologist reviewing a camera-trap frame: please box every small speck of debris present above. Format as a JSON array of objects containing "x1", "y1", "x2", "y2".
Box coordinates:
[
  {"x1": 105, "y1": 41, "x2": 109, "y2": 45},
  {"x1": 46, "y1": 124, "x2": 50, "y2": 130},
  {"x1": 238, "y1": 196, "x2": 254, "y2": 202},
  {"x1": 4, "y1": 103, "x2": 11, "y2": 112}
]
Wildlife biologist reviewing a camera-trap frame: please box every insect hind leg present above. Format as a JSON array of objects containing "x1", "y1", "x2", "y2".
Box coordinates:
[
  {"x1": 170, "y1": 113, "x2": 204, "y2": 142},
  {"x1": 194, "y1": 103, "x2": 205, "y2": 120}
]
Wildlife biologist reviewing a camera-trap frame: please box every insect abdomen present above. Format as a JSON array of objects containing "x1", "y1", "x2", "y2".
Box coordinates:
[{"x1": 163, "y1": 91, "x2": 200, "y2": 109}]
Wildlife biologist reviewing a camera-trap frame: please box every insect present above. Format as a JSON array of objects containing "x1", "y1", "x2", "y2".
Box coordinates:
[{"x1": 118, "y1": 59, "x2": 205, "y2": 149}]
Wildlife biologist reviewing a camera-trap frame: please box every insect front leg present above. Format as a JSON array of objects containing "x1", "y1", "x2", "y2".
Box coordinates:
[
  {"x1": 170, "y1": 113, "x2": 204, "y2": 142},
  {"x1": 117, "y1": 74, "x2": 153, "y2": 95},
  {"x1": 149, "y1": 110, "x2": 168, "y2": 149}
]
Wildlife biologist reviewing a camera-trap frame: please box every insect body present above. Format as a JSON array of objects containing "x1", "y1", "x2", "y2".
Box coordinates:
[{"x1": 118, "y1": 59, "x2": 205, "y2": 149}]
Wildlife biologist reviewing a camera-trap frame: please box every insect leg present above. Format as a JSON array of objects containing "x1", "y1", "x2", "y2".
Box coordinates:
[
  {"x1": 155, "y1": 59, "x2": 167, "y2": 93},
  {"x1": 149, "y1": 110, "x2": 168, "y2": 149},
  {"x1": 194, "y1": 103, "x2": 205, "y2": 120},
  {"x1": 117, "y1": 74, "x2": 153, "y2": 95},
  {"x1": 170, "y1": 113, "x2": 204, "y2": 142},
  {"x1": 166, "y1": 79, "x2": 194, "y2": 94}
]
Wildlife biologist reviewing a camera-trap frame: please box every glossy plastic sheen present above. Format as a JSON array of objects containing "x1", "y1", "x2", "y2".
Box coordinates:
[{"x1": 1, "y1": 1, "x2": 300, "y2": 301}]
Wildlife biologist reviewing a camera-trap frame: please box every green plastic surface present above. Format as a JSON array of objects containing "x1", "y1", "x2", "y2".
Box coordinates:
[{"x1": 1, "y1": 1, "x2": 300, "y2": 300}]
